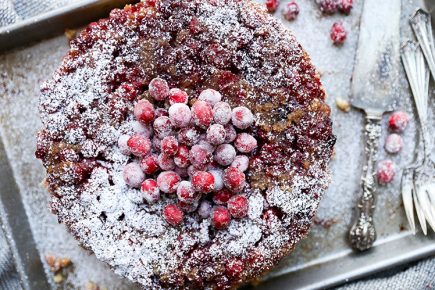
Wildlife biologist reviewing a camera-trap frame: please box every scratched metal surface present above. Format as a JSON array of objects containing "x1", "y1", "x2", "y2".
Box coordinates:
[{"x1": 0, "y1": 0, "x2": 434, "y2": 289}]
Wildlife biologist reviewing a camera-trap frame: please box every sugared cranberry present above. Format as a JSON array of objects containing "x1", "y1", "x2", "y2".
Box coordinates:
[
  {"x1": 198, "y1": 89, "x2": 222, "y2": 106},
  {"x1": 377, "y1": 159, "x2": 396, "y2": 185},
  {"x1": 127, "y1": 134, "x2": 151, "y2": 157},
  {"x1": 163, "y1": 204, "x2": 184, "y2": 226},
  {"x1": 224, "y1": 167, "x2": 246, "y2": 192},
  {"x1": 192, "y1": 100, "x2": 213, "y2": 129},
  {"x1": 160, "y1": 136, "x2": 178, "y2": 156},
  {"x1": 189, "y1": 145, "x2": 212, "y2": 169},
  {"x1": 134, "y1": 99, "x2": 155, "y2": 123},
  {"x1": 211, "y1": 206, "x2": 231, "y2": 229},
  {"x1": 198, "y1": 201, "x2": 212, "y2": 218},
  {"x1": 214, "y1": 144, "x2": 237, "y2": 166},
  {"x1": 118, "y1": 134, "x2": 131, "y2": 155},
  {"x1": 330, "y1": 22, "x2": 347, "y2": 45},
  {"x1": 187, "y1": 165, "x2": 200, "y2": 177},
  {"x1": 153, "y1": 116, "x2": 173, "y2": 138},
  {"x1": 228, "y1": 195, "x2": 249, "y2": 218},
  {"x1": 168, "y1": 103, "x2": 191, "y2": 128},
  {"x1": 197, "y1": 140, "x2": 215, "y2": 154},
  {"x1": 388, "y1": 111, "x2": 410, "y2": 132},
  {"x1": 141, "y1": 179, "x2": 160, "y2": 203},
  {"x1": 213, "y1": 188, "x2": 233, "y2": 205},
  {"x1": 234, "y1": 133, "x2": 257, "y2": 153},
  {"x1": 158, "y1": 153, "x2": 175, "y2": 171},
  {"x1": 192, "y1": 171, "x2": 215, "y2": 193},
  {"x1": 132, "y1": 121, "x2": 153, "y2": 138},
  {"x1": 338, "y1": 0, "x2": 352, "y2": 14},
  {"x1": 232, "y1": 106, "x2": 254, "y2": 129},
  {"x1": 224, "y1": 125, "x2": 237, "y2": 143},
  {"x1": 149, "y1": 78, "x2": 169, "y2": 101},
  {"x1": 225, "y1": 258, "x2": 244, "y2": 278},
  {"x1": 209, "y1": 169, "x2": 224, "y2": 191},
  {"x1": 213, "y1": 101, "x2": 232, "y2": 125},
  {"x1": 177, "y1": 181, "x2": 199, "y2": 203},
  {"x1": 206, "y1": 124, "x2": 226, "y2": 145},
  {"x1": 282, "y1": 2, "x2": 299, "y2": 21},
  {"x1": 174, "y1": 145, "x2": 190, "y2": 168},
  {"x1": 385, "y1": 134, "x2": 403, "y2": 154},
  {"x1": 168, "y1": 88, "x2": 189, "y2": 105},
  {"x1": 140, "y1": 154, "x2": 160, "y2": 175},
  {"x1": 178, "y1": 127, "x2": 200, "y2": 146},
  {"x1": 157, "y1": 171, "x2": 181, "y2": 193},
  {"x1": 231, "y1": 155, "x2": 249, "y2": 172},
  {"x1": 317, "y1": 0, "x2": 338, "y2": 14},
  {"x1": 119, "y1": 83, "x2": 137, "y2": 101},
  {"x1": 123, "y1": 162, "x2": 145, "y2": 188},
  {"x1": 266, "y1": 0, "x2": 279, "y2": 13},
  {"x1": 178, "y1": 200, "x2": 199, "y2": 213},
  {"x1": 155, "y1": 108, "x2": 169, "y2": 117}
]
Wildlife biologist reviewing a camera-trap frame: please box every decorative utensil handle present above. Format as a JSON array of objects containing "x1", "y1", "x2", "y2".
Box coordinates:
[{"x1": 349, "y1": 115, "x2": 382, "y2": 251}]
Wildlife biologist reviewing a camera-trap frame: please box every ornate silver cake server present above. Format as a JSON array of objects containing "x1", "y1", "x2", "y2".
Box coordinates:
[{"x1": 348, "y1": 0, "x2": 401, "y2": 251}]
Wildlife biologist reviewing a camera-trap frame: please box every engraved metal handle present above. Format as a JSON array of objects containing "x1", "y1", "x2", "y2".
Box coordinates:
[{"x1": 349, "y1": 115, "x2": 382, "y2": 251}]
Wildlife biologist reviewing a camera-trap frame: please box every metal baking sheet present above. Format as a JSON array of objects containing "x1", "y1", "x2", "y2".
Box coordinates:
[{"x1": 0, "y1": 0, "x2": 435, "y2": 289}]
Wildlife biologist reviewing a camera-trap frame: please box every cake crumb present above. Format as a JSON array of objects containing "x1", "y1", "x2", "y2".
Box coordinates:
[{"x1": 335, "y1": 97, "x2": 350, "y2": 112}]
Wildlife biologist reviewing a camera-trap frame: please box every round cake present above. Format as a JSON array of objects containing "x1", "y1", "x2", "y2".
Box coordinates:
[{"x1": 36, "y1": 0, "x2": 335, "y2": 289}]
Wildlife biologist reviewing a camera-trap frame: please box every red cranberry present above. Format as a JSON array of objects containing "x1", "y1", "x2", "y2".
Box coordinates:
[
  {"x1": 160, "y1": 136, "x2": 178, "y2": 156},
  {"x1": 265, "y1": 0, "x2": 279, "y2": 13},
  {"x1": 178, "y1": 200, "x2": 199, "y2": 213},
  {"x1": 155, "y1": 108, "x2": 169, "y2": 118},
  {"x1": 213, "y1": 101, "x2": 232, "y2": 125},
  {"x1": 338, "y1": 0, "x2": 352, "y2": 14},
  {"x1": 178, "y1": 127, "x2": 200, "y2": 146},
  {"x1": 157, "y1": 171, "x2": 181, "y2": 193},
  {"x1": 192, "y1": 100, "x2": 213, "y2": 129},
  {"x1": 168, "y1": 88, "x2": 188, "y2": 105},
  {"x1": 119, "y1": 83, "x2": 138, "y2": 101},
  {"x1": 174, "y1": 145, "x2": 190, "y2": 168},
  {"x1": 377, "y1": 159, "x2": 396, "y2": 185},
  {"x1": 211, "y1": 206, "x2": 231, "y2": 229},
  {"x1": 198, "y1": 200, "x2": 212, "y2": 218},
  {"x1": 231, "y1": 155, "x2": 249, "y2": 172},
  {"x1": 198, "y1": 89, "x2": 222, "y2": 106},
  {"x1": 132, "y1": 121, "x2": 153, "y2": 138},
  {"x1": 123, "y1": 162, "x2": 145, "y2": 188},
  {"x1": 118, "y1": 134, "x2": 131, "y2": 155},
  {"x1": 134, "y1": 99, "x2": 155, "y2": 123},
  {"x1": 385, "y1": 134, "x2": 403, "y2": 154},
  {"x1": 140, "y1": 154, "x2": 160, "y2": 175},
  {"x1": 225, "y1": 258, "x2": 244, "y2": 278},
  {"x1": 214, "y1": 144, "x2": 237, "y2": 166},
  {"x1": 127, "y1": 134, "x2": 151, "y2": 157},
  {"x1": 141, "y1": 179, "x2": 160, "y2": 203},
  {"x1": 213, "y1": 188, "x2": 233, "y2": 205},
  {"x1": 209, "y1": 169, "x2": 224, "y2": 191},
  {"x1": 163, "y1": 204, "x2": 184, "y2": 226},
  {"x1": 330, "y1": 22, "x2": 347, "y2": 45},
  {"x1": 228, "y1": 195, "x2": 249, "y2": 218},
  {"x1": 192, "y1": 171, "x2": 215, "y2": 193},
  {"x1": 224, "y1": 125, "x2": 237, "y2": 143},
  {"x1": 177, "y1": 181, "x2": 199, "y2": 204},
  {"x1": 189, "y1": 145, "x2": 212, "y2": 169},
  {"x1": 231, "y1": 106, "x2": 254, "y2": 129},
  {"x1": 149, "y1": 78, "x2": 169, "y2": 101},
  {"x1": 168, "y1": 103, "x2": 191, "y2": 128},
  {"x1": 224, "y1": 167, "x2": 246, "y2": 192},
  {"x1": 158, "y1": 153, "x2": 176, "y2": 171},
  {"x1": 234, "y1": 133, "x2": 257, "y2": 153},
  {"x1": 317, "y1": 0, "x2": 338, "y2": 14},
  {"x1": 282, "y1": 2, "x2": 299, "y2": 21},
  {"x1": 206, "y1": 124, "x2": 226, "y2": 145},
  {"x1": 388, "y1": 111, "x2": 410, "y2": 132},
  {"x1": 153, "y1": 116, "x2": 173, "y2": 138}
]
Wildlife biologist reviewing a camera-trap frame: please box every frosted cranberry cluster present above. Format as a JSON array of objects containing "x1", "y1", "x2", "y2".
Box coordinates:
[{"x1": 120, "y1": 78, "x2": 257, "y2": 229}]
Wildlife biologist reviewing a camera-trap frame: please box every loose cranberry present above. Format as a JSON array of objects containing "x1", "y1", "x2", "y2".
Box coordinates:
[
  {"x1": 140, "y1": 154, "x2": 160, "y2": 175},
  {"x1": 213, "y1": 188, "x2": 233, "y2": 205},
  {"x1": 158, "y1": 153, "x2": 176, "y2": 171},
  {"x1": 388, "y1": 111, "x2": 410, "y2": 132},
  {"x1": 192, "y1": 100, "x2": 213, "y2": 129},
  {"x1": 118, "y1": 134, "x2": 131, "y2": 155},
  {"x1": 155, "y1": 108, "x2": 169, "y2": 118},
  {"x1": 234, "y1": 133, "x2": 257, "y2": 153},
  {"x1": 224, "y1": 125, "x2": 237, "y2": 143},
  {"x1": 225, "y1": 258, "x2": 244, "y2": 279},
  {"x1": 209, "y1": 169, "x2": 224, "y2": 191},
  {"x1": 127, "y1": 134, "x2": 152, "y2": 157},
  {"x1": 157, "y1": 171, "x2": 181, "y2": 193},
  {"x1": 228, "y1": 195, "x2": 249, "y2": 218},
  {"x1": 198, "y1": 200, "x2": 212, "y2": 218},
  {"x1": 265, "y1": 0, "x2": 279, "y2": 13},
  {"x1": 377, "y1": 159, "x2": 396, "y2": 185},
  {"x1": 198, "y1": 89, "x2": 222, "y2": 106},
  {"x1": 161, "y1": 136, "x2": 179, "y2": 156},
  {"x1": 123, "y1": 162, "x2": 145, "y2": 188},
  {"x1": 330, "y1": 22, "x2": 347, "y2": 45},
  {"x1": 119, "y1": 83, "x2": 138, "y2": 101},
  {"x1": 192, "y1": 171, "x2": 215, "y2": 193},
  {"x1": 385, "y1": 134, "x2": 403, "y2": 154},
  {"x1": 134, "y1": 99, "x2": 155, "y2": 123},
  {"x1": 231, "y1": 155, "x2": 249, "y2": 172},
  {"x1": 211, "y1": 206, "x2": 231, "y2": 229},
  {"x1": 206, "y1": 124, "x2": 226, "y2": 145},
  {"x1": 178, "y1": 200, "x2": 199, "y2": 213},
  {"x1": 189, "y1": 145, "x2": 212, "y2": 169},
  {"x1": 174, "y1": 145, "x2": 190, "y2": 168},
  {"x1": 153, "y1": 116, "x2": 173, "y2": 138},
  {"x1": 168, "y1": 88, "x2": 189, "y2": 105},
  {"x1": 177, "y1": 181, "x2": 199, "y2": 203},
  {"x1": 197, "y1": 139, "x2": 215, "y2": 154},
  {"x1": 141, "y1": 179, "x2": 160, "y2": 203},
  {"x1": 224, "y1": 167, "x2": 246, "y2": 192},
  {"x1": 214, "y1": 144, "x2": 237, "y2": 166},
  {"x1": 213, "y1": 101, "x2": 232, "y2": 125},
  {"x1": 168, "y1": 103, "x2": 191, "y2": 128},
  {"x1": 318, "y1": 0, "x2": 338, "y2": 14},
  {"x1": 338, "y1": 0, "x2": 352, "y2": 14},
  {"x1": 231, "y1": 106, "x2": 254, "y2": 129},
  {"x1": 132, "y1": 121, "x2": 153, "y2": 138},
  {"x1": 149, "y1": 78, "x2": 170, "y2": 101},
  {"x1": 282, "y1": 2, "x2": 299, "y2": 21},
  {"x1": 163, "y1": 204, "x2": 184, "y2": 226},
  {"x1": 178, "y1": 127, "x2": 200, "y2": 146}
]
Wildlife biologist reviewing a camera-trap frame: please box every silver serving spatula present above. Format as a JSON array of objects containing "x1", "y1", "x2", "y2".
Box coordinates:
[{"x1": 348, "y1": 0, "x2": 401, "y2": 251}]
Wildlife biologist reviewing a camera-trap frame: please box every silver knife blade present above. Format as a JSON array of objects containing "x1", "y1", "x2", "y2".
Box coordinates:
[{"x1": 351, "y1": 0, "x2": 401, "y2": 117}]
